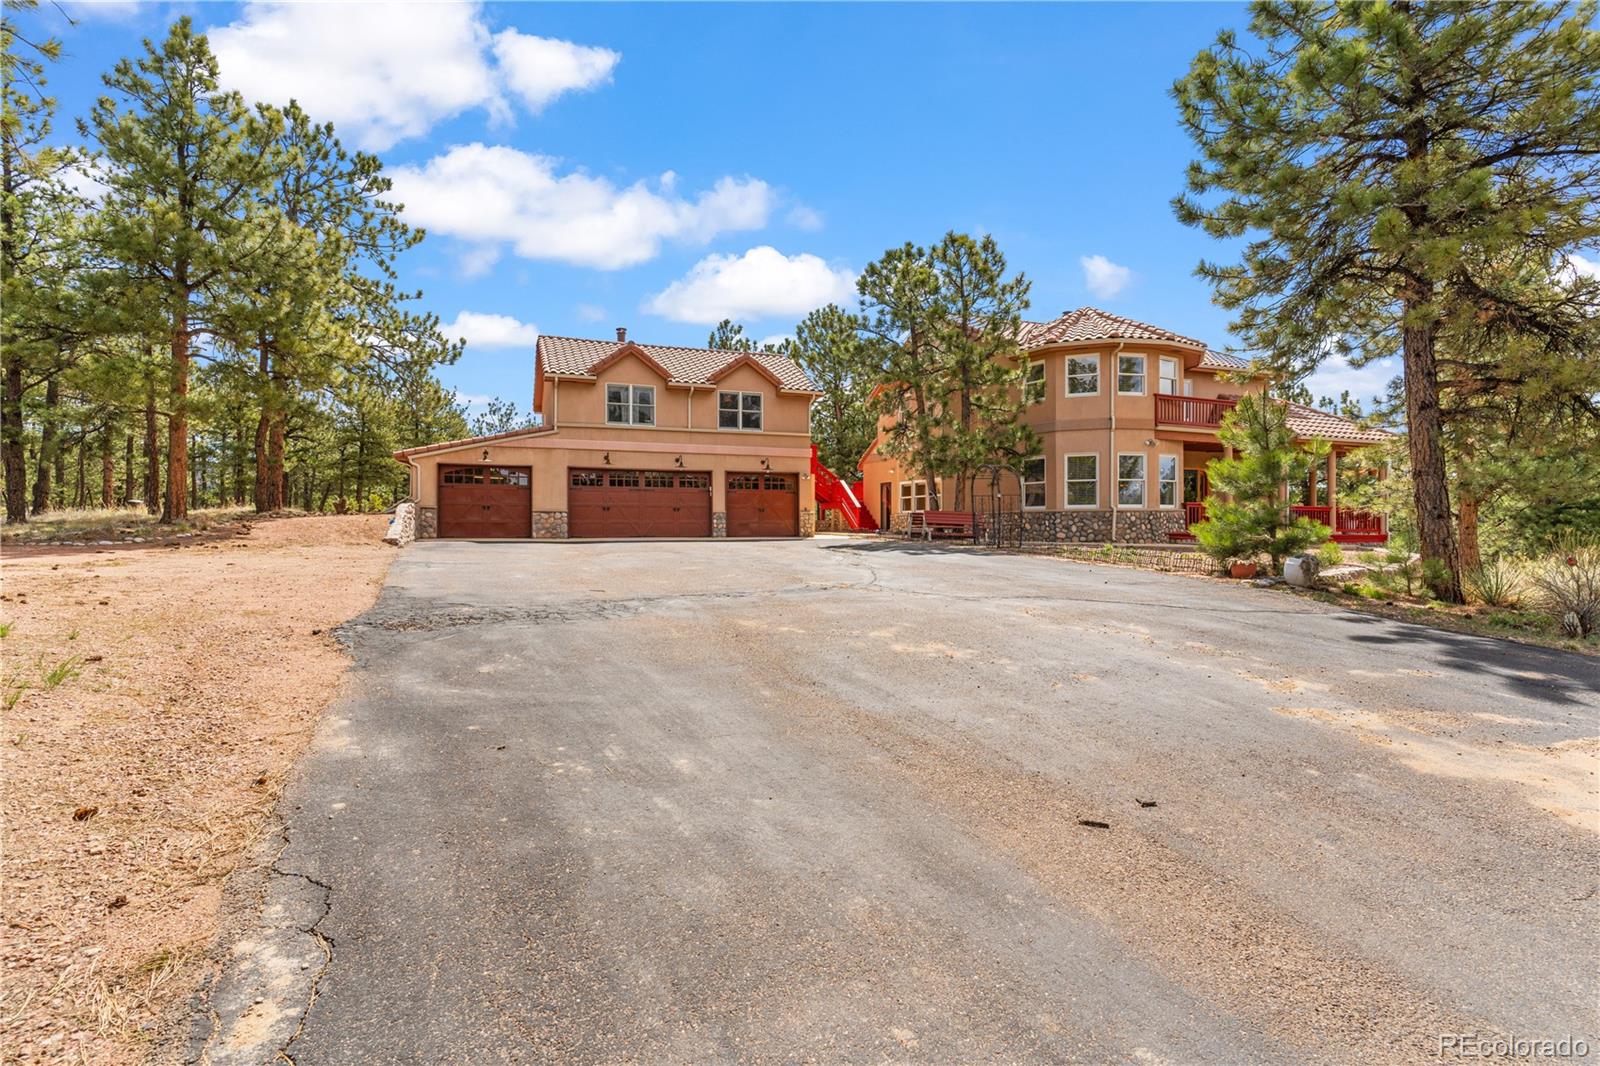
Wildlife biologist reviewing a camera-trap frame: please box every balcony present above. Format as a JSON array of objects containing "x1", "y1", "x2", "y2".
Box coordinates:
[{"x1": 1155, "y1": 393, "x2": 1236, "y2": 429}]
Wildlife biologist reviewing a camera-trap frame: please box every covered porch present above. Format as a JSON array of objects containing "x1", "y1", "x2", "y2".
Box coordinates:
[{"x1": 1168, "y1": 442, "x2": 1388, "y2": 545}]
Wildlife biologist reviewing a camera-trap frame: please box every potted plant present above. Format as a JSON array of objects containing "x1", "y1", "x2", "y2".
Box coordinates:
[{"x1": 1229, "y1": 559, "x2": 1259, "y2": 579}]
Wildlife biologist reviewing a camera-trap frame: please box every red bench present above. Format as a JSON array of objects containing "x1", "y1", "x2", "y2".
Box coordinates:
[{"x1": 907, "y1": 510, "x2": 974, "y2": 540}]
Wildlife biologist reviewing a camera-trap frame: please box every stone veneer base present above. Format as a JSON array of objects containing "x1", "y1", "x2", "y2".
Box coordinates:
[
  {"x1": 890, "y1": 509, "x2": 1186, "y2": 544},
  {"x1": 711, "y1": 511, "x2": 727, "y2": 538},
  {"x1": 416, "y1": 506, "x2": 438, "y2": 539},
  {"x1": 532, "y1": 511, "x2": 568, "y2": 539}
]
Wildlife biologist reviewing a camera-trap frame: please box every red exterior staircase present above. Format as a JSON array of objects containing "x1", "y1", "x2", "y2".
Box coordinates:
[{"x1": 811, "y1": 445, "x2": 877, "y2": 531}]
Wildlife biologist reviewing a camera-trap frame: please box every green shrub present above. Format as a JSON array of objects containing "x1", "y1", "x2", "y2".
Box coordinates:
[
  {"x1": 1530, "y1": 536, "x2": 1600, "y2": 637},
  {"x1": 1317, "y1": 541, "x2": 1344, "y2": 568},
  {"x1": 1465, "y1": 557, "x2": 1524, "y2": 608}
]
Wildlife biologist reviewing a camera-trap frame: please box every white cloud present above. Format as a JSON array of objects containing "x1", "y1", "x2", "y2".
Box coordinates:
[
  {"x1": 209, "y1": 3, "x2": 618, "y2": 150},
  {"x1": 441, "y1": 311, "x2": 538, "y2": 349},
  {"x1": 453, "y1": 391, "x2": 494, "y2": 408},
  {"x1": 456, "y1": 245, "x2": 503, "y2": 279},
  {"x1": 390, "y1": 143, "x2": 773, "y2": 270},
  {"x1": 491, "y1": 30, "x2": 618, "y2": 112},
  {"x1": 1080, "y1": 254, "x2": 1133, "y2": 300},
  {"x1": 1565, "y1": 252, "x2": 1600, "y2": 281},
  {"x1": 575, "y1": 303, "x2": 608, "y2": 322},
  {"x1": 786, "y1": 204, "x2": 824, "y2": 231},
  {"x1": 644, "y1": 246, "x2": 857, "y2": 324},
  {"x1": 760, "y1": 334, "x2": 793, "y2": 349},
  {"x1": 1304, "y1": 351, "x2": 1400, "y2": 408}
]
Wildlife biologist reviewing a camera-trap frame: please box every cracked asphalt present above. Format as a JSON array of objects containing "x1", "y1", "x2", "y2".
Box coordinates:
[{"x1": 189, "y1": 537, "x2": 1600, "y2": 1065}]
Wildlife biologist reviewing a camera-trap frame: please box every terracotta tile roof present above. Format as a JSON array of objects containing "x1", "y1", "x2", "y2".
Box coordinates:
[
  {"x1": 393, "y1": 424, "x2": 556, "y2": 460},
  {"x1": 538, "y1": 334, "x2": 818, "y2": 391},
  {"x1": 1017, "y1": 307, "x2": 1207, "y2": 350},
  {"x1": 1196, "y1": 349, "x2": 1252, "y2": 371},
  {"x1": 1285, "y1": 402, "x2": 1394, "y2": 445}
]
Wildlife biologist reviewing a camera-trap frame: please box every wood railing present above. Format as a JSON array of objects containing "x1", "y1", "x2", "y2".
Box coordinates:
[
  {"x1": 1183, "y1": 501, "x2": 1386, "y2": 540},
  {"x1": 1155, "y1": 393, "x2": 1236, "y2": 428}
]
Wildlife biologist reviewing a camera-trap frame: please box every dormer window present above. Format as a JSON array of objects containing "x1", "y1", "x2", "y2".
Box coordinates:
[
  {"x1": 606, "y1": 384, "x2": 655, "y2": 425},
  {"x1": 718, "y1": 391, "x2": 762, "y2": 431}
]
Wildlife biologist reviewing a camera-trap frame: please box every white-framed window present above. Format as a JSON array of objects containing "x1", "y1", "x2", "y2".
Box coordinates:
[
  {"x1": 1117, "y1": 453, "x2": 1146, "y2": 508},
  {"x1": 1158, "y1": 454, "x2": 1179, "y2": 508},
  {"x1": 1159, "y1": 356, "x2": 1180, "y2": 395},
  {"x1": 718, "y1": 390, "x2": 763, "y2": 431},
  {"x1": 605, "y1": 383, "x2": 655, "y2": 425},
  {"x1": 898, "y1": 480, "x2": 930, "y2": 511},
  {"x1": 1117, "y1": 355, "x2": 1147, "y2": 395},
  {"x1": 1065, "y1": 453, "x2": 1098, "y2": 508},
  {"x1": 1024, "y1": 360, "x2": 1046, "y2": 405},
  {"x1": 1021, "y1": 456, "x2": 1046, "y2": 509},
  {"x1": 1066, "y1": 355, "x2": 1099, "y2": 396}
]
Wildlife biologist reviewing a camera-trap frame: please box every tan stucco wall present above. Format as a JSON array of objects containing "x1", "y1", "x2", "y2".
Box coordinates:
[{"x1": 548, "y1": 354, "x2": 812, "y2": 437}]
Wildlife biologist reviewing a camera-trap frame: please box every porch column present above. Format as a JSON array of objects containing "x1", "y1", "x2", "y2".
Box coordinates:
[{"x1": 1326, "y1": 450, "x2": 1339, "y2": 532}]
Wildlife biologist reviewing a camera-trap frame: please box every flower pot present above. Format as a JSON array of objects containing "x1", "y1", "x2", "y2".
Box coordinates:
[{"x1": 1230, "y1": 561, "x2": 1258, "y2": 579}]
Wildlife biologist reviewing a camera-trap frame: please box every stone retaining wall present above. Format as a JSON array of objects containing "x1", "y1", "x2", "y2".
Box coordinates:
[{"x1": 383, "y1": 502, "x2": 416, "y2": 546}]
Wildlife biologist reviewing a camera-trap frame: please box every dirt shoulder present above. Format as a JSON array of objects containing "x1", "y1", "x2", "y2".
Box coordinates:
[{"x1": 1, "y1": 515, "x2": 394, "y2": 1064}]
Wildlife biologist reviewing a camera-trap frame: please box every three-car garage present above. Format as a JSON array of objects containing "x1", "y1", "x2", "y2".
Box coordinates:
[{"x1": 433, "y1": 464, "x2": 798, "y2": 539}]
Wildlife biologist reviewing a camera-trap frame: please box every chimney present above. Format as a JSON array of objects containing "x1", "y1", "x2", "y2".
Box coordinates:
[{"x1": 616, "y1": 327, "x2": 627, "y2": 343}]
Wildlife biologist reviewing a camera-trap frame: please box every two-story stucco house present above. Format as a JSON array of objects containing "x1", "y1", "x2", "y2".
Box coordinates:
[
  {"x1": 394, "y1": 329, "x2": 821, "y2": 539},
  {"x1": 858, "y1": 307, "x2": 1391, "y2": 543}
]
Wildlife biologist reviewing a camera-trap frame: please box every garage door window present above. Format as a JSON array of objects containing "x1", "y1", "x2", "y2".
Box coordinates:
[
  {"x1": 680, "y1": 473, "x2": 710, "y2": 489},
  {"x1": 729, "y1": 474, "x2": 762, "y2": 490},
  {"x1": 571, "y1": 471, "x2": 603, "y2": 487},
  {"x1": 606, "y1": 384, "x2": 655, "y2": 426},
  {"x1": 718, "y1": 391, "x2": 763, "y2": 431},
  {"x1": 609, "y1": 471, "x2": 640, "y2": 487}
]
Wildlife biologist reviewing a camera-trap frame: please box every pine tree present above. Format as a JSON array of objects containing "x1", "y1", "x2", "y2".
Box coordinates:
[
  {"x1": 87, "y1": 18, "x2": 281, "y2": 522},
  {"x1": 1173, "y1": 0, "x2": 1600, "y2": 601},
  {"x1": 1195, "y1": 394, "x2": 1330, "y2": 574},
  {"x1": 857, "y1": 234, "x2": 1036, "y2": 508},
  {"x1": 1, "y1": 1, "x2": 78, "y2": 522},
  {"x1": 791, "y1": 304, "x2": 875, "y2": 479}
]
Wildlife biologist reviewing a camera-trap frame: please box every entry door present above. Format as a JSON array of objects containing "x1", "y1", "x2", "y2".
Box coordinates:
[
  {"x1": 1184, "y1": 468, "x2": 1209, "y2": 503},
  {"x1": 880, "y1": 483, "x2": 892, "y2": 530},
  {"x1": 726, "y1": 473, "x2": 798, "y2": 537},
  {"x1": 438, "y1": 465, "x2": 532, "y2": 538}
]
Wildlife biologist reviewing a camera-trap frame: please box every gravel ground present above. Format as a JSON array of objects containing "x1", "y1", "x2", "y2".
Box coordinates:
[
  {"x1": 1, "y1": 515, "x2": 393, "y2": 1065},
  {"x1": 191, "y1": 536, "x2": 1600, "y2": 1066}
]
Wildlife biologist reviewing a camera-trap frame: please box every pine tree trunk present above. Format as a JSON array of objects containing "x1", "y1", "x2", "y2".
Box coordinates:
[
  {"x1": 2, "y1": 357, "x2": 26, "y2": 523},
  {"x1": 143, "y1": 383, "x2": 161, "y2": 515},
  {"x1": 1400, "y1": 304, "x2": 1463, "y2": 602},
  {"x1": 75, "y1": 439, "x2": 86, "y2": 508},
  {"x1": 123, "y1": 433, "x2": 133, "y2": 506},
  {"x1": 1458, "y1": 494, "x2": 1481, "y2": 574},
  {"x1": 189, "y1": 432, "x2": 198, "y2": 512},
  {"x1": 165, "y1": 318, "x2": 190, "y2": 523},
  {"x1": 32, "y1": 375, "x2": 58, "y2": 515},
  {"x1": 101, "y1": 428, "x2": 114, "y2": 508},
  {"x1": 270, "y1": 412, "x2": 286, "y2": 510}
]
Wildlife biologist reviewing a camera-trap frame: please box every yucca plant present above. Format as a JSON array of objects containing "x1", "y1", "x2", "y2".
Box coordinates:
[{"x1": 1465, "y1": 557, "x2": 1524, "y2": 609}]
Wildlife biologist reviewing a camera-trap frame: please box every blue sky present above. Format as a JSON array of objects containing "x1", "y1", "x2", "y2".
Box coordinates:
[{"x1": 31, "y1": 1, "x2": 1400, "y2": 414}]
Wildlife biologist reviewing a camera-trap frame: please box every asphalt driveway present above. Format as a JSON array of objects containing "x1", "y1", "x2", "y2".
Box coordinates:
[{"x1": 190, "y1": 537, "x2": 1600, "y2": 1065}]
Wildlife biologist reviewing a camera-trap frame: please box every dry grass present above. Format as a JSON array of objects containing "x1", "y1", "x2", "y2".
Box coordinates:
[
  {"x1": 0, "y1": 514, "x2": 394, "y2": 1063},
  {"x1": 0, "y1": 506, "x2": 276, "y2": 546}
]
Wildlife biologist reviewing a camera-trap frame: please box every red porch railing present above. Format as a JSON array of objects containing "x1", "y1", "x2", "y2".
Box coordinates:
[
  {"x1": 1155, "y1": 393, "x2": 1237, "y2": 428},
  {"x1": 811, "y1": 444, "x2": 877, "y2": 531},
  {"x1": 1171, "y1": 501, "x2": 1386, "y2": 543}
]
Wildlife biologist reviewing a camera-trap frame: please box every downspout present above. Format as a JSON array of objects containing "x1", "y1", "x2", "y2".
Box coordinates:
[{"x1": 1109, "y1": 340, "x2": 1125, "y2": 544}]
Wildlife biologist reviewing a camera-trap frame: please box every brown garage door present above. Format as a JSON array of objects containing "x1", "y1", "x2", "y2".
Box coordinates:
[
  {"x1": 438, "y1": 465, "x2": 532, "y2": 538},
  {"x1": 567, "y1": 469, "x2": 712, "y2": 538},
  {"x1": 726, "y1": 473, "x2": 798, "y2": 537}
]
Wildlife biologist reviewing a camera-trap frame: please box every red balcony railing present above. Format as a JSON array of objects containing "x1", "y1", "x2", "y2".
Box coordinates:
[
  {"x1": 1178, "y1": 501, "x2": 1386, "y2": 543},
  {"x1": 1155, "y1": 393, "x2": 1236, "y2": 428}
]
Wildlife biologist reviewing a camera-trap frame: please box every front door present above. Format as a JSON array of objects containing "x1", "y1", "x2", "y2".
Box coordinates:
[
  {"x1": 1184, "y1": 468, "x2": 1209, "y2": 503},
  {"x1": 879, "y1": 483, "x2": 892, "y2": 530}
]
